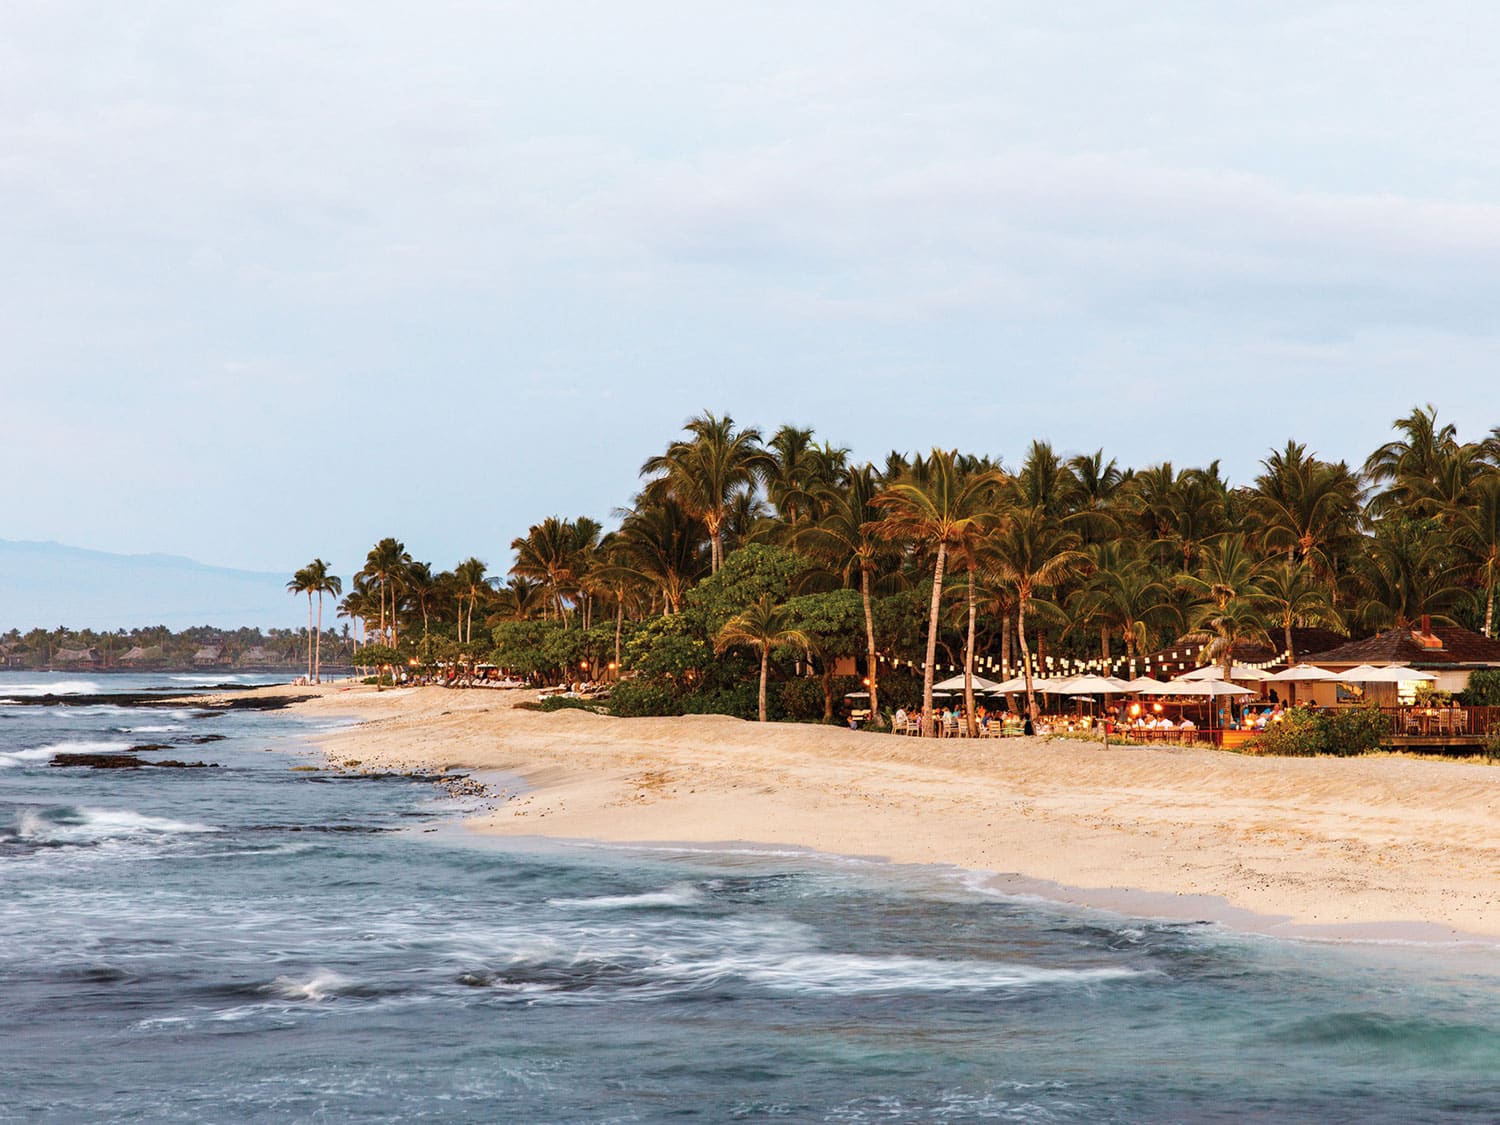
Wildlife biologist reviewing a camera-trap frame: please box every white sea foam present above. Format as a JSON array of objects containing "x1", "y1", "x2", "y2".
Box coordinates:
[
  {"x1": 267, "y1": 970, "x2": 354, "y2": 1002},
  {"x1": 0, "y1": 740, "x2": 133, "y2": 768},
  {"x1": 0, "y1": 680, "x2": 101, "y2": 696},
  {"x1": 549, "y1": 884, "x2": 704, "y2": 911},
  {"x1": 119, "y1": 725, "x2": 182, "y2": 734},
  {"x1": 13, "y1": 806, "x2": 218, "y2": 843},
  {"x1": 661, "y1": 951, "x2": 1145, "y2": 996}
]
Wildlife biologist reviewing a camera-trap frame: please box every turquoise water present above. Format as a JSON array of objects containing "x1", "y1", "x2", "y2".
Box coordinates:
[{"x1": 3, "y1": 671, "x2": 1500, "y2": 1122}]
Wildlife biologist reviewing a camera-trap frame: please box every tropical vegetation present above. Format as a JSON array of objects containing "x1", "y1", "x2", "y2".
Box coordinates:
[{"x1": 249, "y1": 405, "x2": 1500, "y2": 734}]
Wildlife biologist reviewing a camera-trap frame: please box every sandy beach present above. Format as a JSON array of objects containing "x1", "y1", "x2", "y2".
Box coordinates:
[{"x1": 281, "y1": 683, "x2": 1500, "y2": 941}]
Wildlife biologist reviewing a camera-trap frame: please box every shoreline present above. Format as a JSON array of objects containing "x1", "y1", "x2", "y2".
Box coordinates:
[{"x1": 266, "y1": 683, "x2": 1500, "y2": 944}]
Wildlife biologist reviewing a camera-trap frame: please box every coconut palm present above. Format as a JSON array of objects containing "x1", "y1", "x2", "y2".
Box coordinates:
[
  {"x1": 491, "y1": 576, "x2": 545, "y2": 622},
  {"x1": 1363, "y1": 404, "x2": 1483, "y2": 522},
  {"x1": 981, "y1": 506, "x2": 1089, "y2": 722},
  {"x1": 452, "y1": 557, "x2": 493, "y2": 644},
  {"x1": 1257, "y1": 558, "x2": 1343, "y2": 664},
  {"x1": 304, "y1": 558, "x2": 342, "y2": 683},
  {"x1": 1453, "y1": 475, "x2": 1500, "y2": 636},
  {"x1": 1252, "y1": 441, "x2": 1361, "y2": 581},
  {"x1": 337, "y1": 575, "x2": 377, "y2": 653},
  {"x1": 1070, "y1": 545, "x2": 1176, "y2": 676},
  {"x1": 713, "y1": 597, "x2": 811, "y2": 722},
  {"x1": 613, "y1": 497, "x2": 708, "y2": 613},
  {"x1": 1351, "y1": 519, "x2": 1466, "y2": 631},
  {"x1": 870, "y1": 449, "x2": 1006, "y2": 735},
  {"x1": 403, "y1": 561, "x2": 439, "y2": 640},
  {"x1": 361, "y1": 538, "x2": 412, "y2": 648},
  {"x1": 640, "y1": 412, "x2": 771, "y2": 573},
  {"x1": 510, "y1": 517, "x2": 599, "y2": 625},
  {"x1": 1187, "y1": 596, "x2": 1274, "y2": 693},
  {"x1": 794, "y1": 462, "x2": 893, "y2": 726},
  {"x1": 286, "y1": 565, "x2": 315, "y2": 680}
]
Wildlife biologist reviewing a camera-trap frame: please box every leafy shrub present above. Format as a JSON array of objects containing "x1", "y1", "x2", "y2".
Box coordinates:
[
  {"x1": 680, "y1": 684, "x2": 761, "y2": 720},
  {"x1": 1321, "y1": 706, "x2": 1390, "y2": 756},
  {"x1": 1483, "y1": 723, "x2": 1500, "y2": 763},
  {"x1": 514, "y1": 696, "x2": 606, "y2": 714},
  {"x1": 778, "y1": 677, "x2": 829, "y2": 722},
  {"x1": 607, "y1": 678, "x2": 683, "y2": 718},
  {"x1": 1247, "y1": 705, "x2": 1389, "y2": 757},
  {"x1": 1246, "y1": 707, "x2": 1326, "y2": 757},
  {"x1": 1462, "y1": 669, "x2": 1500, "y2": 707}
]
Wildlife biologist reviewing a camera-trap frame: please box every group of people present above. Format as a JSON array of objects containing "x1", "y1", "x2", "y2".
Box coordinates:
[{"x1": 891, "y1": 704, "x2": 1033, "y2": 736}]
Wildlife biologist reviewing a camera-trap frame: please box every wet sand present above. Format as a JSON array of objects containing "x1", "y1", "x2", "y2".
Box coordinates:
[{"x1": 273, "y1": 683, "x2": 1500, "y2": 940}]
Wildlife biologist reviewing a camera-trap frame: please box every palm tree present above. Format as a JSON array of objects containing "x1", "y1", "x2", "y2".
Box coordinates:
[
  {"x1": 492, "y1": 576, "x2": 545, "y2": 622},
  {"x1": 795, "y1": 463, "x2": 892, "y2": 727},
  {"x1": 1187, "y1": 596, "x2": 1274, "y2": 704},
  {"x1": 404, "y1": 561, "x2": 439, "y2": 640},
  {"x1": 713, "y1": 597, "x2": 811, "y2": 722},
  {"x1": 337, "y1": 575, "x2": 377, "y2": 654},
  {"x1": 511, "y1": 517, "x2": 585, "y2": 623},
  {"x1": 303, "y1": 558, "x2": 342, "y2": 683},
  {"x1": 1252, "y1": 441, "x2": 1361, "y2": 583},
  {"x1": 1454, "y1": 476, "x2": 1500, "y2": 636},
  {"x1": 286, "y1": 565, "x2": 315, "y2": 680},
  {"x1": 1071, "y1": 545, "x2": 1176, "y2": 676},
  {"x1": 1353, "y1": 518, "x2": 1466, "y2": 631},
  {"x1": 870, "y1": 450, "x2": 1006, "y2": 735},
  {"x1": 1257, "y1": 558, "x2": 1343, "y2": 664},
  {"x1": 981, "y1": 506, "x2": 1089, "y2": 723},
  {"x1": 613, "y1": 497, "x2": 708, "y2": 613},
  {"x1": 1364, "y1": 404, "x2": 1484, "y2": 522},
  {"x1": 452, "y1": 557, "x2": 493, "y2": 644},
  {"x1": 641, "y1": 412, "x2": 771, "y2": 573},
  {"x1": 361, "y1": 538, "x2": 411, "y2": 647}
]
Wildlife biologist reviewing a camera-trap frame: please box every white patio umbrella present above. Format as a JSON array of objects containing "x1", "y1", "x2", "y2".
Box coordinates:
[
  {"x1": 1172, "y1": 680, "x2": 1256, "y2": 697},
  {"x1": 988, "y1": 676, "x2": 1031, "y2": 694},
  {"x1": 1178, "y1": 663, "x2": 1272, "y2": 681},
  {"x1": 1036, "y1": 676, "x2": 1083, "y2": 695},
  {"x1": 1120, "y1": 676, "x2": 1172, "y2": 693},
  {"x1": 931, "y1": 673, "x2": 1005, "y2": 692},
  {"x1": 1338, "y1": 664, "x2": 1436, "y2": 683},
  {"x1": 1061, "y1": 674, "x2": 1132, "y2": 694},
  {"x1": 1265, "y1": 663, "x2": 1336, "y2": 682}
]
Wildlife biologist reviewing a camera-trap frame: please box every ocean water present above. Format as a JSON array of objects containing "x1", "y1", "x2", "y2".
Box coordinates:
[{"x1": 4, "y1": 671, "x2": 1500, "y2": 1122}]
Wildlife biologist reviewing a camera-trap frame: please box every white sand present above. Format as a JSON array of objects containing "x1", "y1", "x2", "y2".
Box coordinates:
[{"x1": 278, "y1": 683, "x2": 1500, "y2": 939}]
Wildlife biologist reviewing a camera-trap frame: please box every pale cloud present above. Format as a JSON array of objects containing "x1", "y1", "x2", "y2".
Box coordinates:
[{"x1": 2, "y1": 1, "x2": 1498, "y2": 573}]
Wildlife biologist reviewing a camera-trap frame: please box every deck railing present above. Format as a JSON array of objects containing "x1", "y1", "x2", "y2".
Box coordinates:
[{"x1": 1377, "y1": 705, "x2": 1500, "y2": 739}]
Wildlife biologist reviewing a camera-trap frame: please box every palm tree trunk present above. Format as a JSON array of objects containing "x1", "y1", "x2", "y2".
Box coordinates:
[
  {"x1": 315, "y1": 593, "x2": 323, "y2": 683},
  {"x1": 922, "y1": 542, "x2": 947, "y2": 737},
  {"x1": 1017, "y1": 592, "x2": 1037, "y2": 723},
  {"x1": 1001, "y1": 611, "x2": 1013, "y2": 674},
  {"x1": 1285, "y1": 618, "x2": 1296, "y2": 665},
  {"x1": 305, "y1": 592, "x2": 314, "y2": 681},
  {"x1": 821, "y1": 660, "x2": 835, "y2": 724},
  {"x1": 861, "y1": 566, "x2": 881, "y2": 729},
  {"x1": 615, "y1": 596, "x2": 624, "y2": 678},
  {"x1": 964, "y1": 566, "x2": 977, "y2": 737},
  {"x1": 758, "y1": 647, "x2": 769, "y2": 722}
]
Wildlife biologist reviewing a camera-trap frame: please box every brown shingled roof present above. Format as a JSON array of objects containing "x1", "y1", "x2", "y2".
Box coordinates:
[{"x1": 1304, "y1": 625, "x2": 1500, "y2": 668}]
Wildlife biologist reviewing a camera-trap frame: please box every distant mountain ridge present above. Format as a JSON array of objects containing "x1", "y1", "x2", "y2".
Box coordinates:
[{"x1": 0, "y1": 540, "x2": 309, "y2": 630}]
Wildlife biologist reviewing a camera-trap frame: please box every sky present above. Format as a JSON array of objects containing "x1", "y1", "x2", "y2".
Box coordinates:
[{"x1": 4, "y1": 1, "x2": 1500, "y2": 580}]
